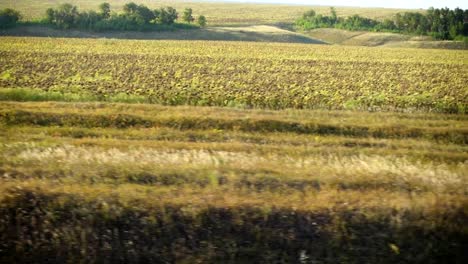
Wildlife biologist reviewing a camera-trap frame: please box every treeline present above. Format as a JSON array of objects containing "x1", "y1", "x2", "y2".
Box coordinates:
[
  {"x1": 0, "y1": 2, "x2": 207, "y2": 31},
  {"x1": 0, "y1": 8, "x2": 21, "y2": 29},
  {"x1": 296, "y1": 7, "x2": 468, "y2": 40},
  {"x1": 45, "y1": 2, "x2": 207, "y2": 31}
]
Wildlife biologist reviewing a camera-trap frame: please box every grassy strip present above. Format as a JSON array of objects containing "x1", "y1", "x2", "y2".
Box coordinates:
[
  {"x1": 2, "y1": 129, "x2": 467, "y2": 164},
  {"x1": 3, "y1": 125, "x2": 465, "y2": 153},
  {"x1": 1, "y1": 141, "x2": 465, "y2": 194},
  {"x1": 1, "y1": 163, "x2": 463, "y2": 194},
  {"x1": 1, "y1": 108, "x2": 466, "y2": 143},
  {"x1": 0, "y1": 88, "x2": 149, "y2": 104}
]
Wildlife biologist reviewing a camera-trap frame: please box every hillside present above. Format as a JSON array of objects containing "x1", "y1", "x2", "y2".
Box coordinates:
[
  {"x1": 0, "y1": 25, "x2": 325, "y2": 44},
  {"x1": 1, "y1": 1, "x2": 463, "y2": 49},
  {"x1": 305, "y1": 28, "x2": 467, "y2": 49}
]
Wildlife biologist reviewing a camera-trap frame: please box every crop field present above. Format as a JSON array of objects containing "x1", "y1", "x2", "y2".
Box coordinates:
[
  {"x1": 0, "y1": 36, "x2": 467, "y2": 263},
  {"x1": 1, "y1": 37, "x2": 467, "y2": 113},
  {"x1": 1, "y1": 0, "x2": 415, "y2": 26}
]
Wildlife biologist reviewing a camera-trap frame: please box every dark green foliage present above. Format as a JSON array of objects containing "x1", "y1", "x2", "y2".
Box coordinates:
[
  {"x1": 296, "y1": 7, "x2": 468, "y2": 40},
  {"x1": 0, "y1": 8, "x2": 21, "y2": 29},
  {"x1": 45, "y1": 8, "x2": 54, "y2": 23},
  {"x1": 198, "y1": 15, "x2": 207, "y2": 27},
  {"x1": 135, "y1": 4, "x2": 155, "y2": 23},
  {"x1": 341, "y1": 14, "x2": 378, "y2": 30},
  {"x1": 98, "y1": 2, "x2": 111, "y2": 19},
  {"x1": 182, "y1": 8, "x2": 194, "y2": 23},
  {"x1": 43, "y1": 2, "x2": 193, "y2": 31},
  {"x1": 157, "y1": 7, "x2": 178, "y2": 25},
  {"x1": 47, "y1": 3, "x2": 79, "y2": 29},
  {"x1": 76, "y1": 11, "x2": 101, "y2": 30},
  {"x1": 123, "y1": 2, "x2": 138, "y2": 14}
]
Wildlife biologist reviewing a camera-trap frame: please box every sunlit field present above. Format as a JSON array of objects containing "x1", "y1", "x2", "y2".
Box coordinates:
[{"x1": 0, "y1": 34, "x2": 467, "y2": 262}]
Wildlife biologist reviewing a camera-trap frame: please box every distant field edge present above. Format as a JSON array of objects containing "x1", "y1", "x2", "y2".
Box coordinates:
[{"x1": 0, "y1": 25, "x2": 326, "y2": 44}]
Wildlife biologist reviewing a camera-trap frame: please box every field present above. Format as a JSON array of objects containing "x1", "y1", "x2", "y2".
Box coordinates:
[
  {"x1": 1, "y1": 37, "x2": 466, "y2": 112},
  {"x1": 0, "y1": 0, "x2": 416, "y2": 26},
  {"x1": 0, "y1": 35, "x2": 467, "y2": 263}
]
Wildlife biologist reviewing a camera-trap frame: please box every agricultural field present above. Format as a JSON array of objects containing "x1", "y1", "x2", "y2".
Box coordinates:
[
  {"x1": 0, "y1": 35, "x2": 467, "y2": 262},
  {"x1": 1, "y1": 37, "x2": 466, "y2": 113}
]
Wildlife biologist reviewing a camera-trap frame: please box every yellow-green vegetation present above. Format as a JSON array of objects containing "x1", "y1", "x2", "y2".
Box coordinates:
[
  {"x1": 0, "y1": 35, "x2": 467, "y2": 262},
  {"x1": 1, "y1": 37, "x2": 467, "y2": 113},
  {"x1": 0, "y1": 101, "x2": 467, "y2": 262},
  {"x1": 1, "y1": 0, "x2": 416, "y2": 26}
]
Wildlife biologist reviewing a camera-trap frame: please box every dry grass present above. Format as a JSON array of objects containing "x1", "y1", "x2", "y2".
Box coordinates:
[
  {"x1": 1, "y1": 100, "x2": 467, "y2": 262},
  {"x1": 304, "y1": 28, "x2": 467, "y2": 49},
  {"x1": 0, "y1": 101, "x2": 467, "y2": 262}
]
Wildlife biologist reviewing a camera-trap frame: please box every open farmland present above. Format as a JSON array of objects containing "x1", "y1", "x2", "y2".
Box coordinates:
[
  {"x1": 0, "y1": 36, "x2": 468, "y2": 263},
  {"x1": 1, "y1": 37, "x2": 467, "y2": 113}
]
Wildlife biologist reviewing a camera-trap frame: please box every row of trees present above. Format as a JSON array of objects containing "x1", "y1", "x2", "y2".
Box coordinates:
[
  {"x1": 296, "y1": 7, "x2": 468, "y2": 40},
  {"x1": 0, "y1": 8, "x2": 21, "y2": 29},
  {"x1": 44, "y1": 2, "x2": 206, "y2": 31}
]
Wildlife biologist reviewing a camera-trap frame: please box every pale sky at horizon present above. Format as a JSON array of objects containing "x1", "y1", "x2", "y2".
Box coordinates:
[{"x1": 210, "y1": 0, "x2": 467, "y2": 9}]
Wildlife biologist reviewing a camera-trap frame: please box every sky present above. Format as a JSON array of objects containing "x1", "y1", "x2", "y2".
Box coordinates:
[{"x1": 212, "y1": 0, "x2": 467, "y2": 9}]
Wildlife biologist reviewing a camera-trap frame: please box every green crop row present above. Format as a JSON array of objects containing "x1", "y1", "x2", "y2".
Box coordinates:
[{"x1": 1, "y1": 107, "x2": 466, "y2": 144}]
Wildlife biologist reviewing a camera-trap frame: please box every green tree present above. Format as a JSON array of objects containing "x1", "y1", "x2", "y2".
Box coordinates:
[
  {"x1": 99, "y1": 2, "x2": 111, "y2": 19},
  {"x1": 330, "y1": 7, "x2": 337, "y2": 24},
  {"x1": 197, "y1": 15, "x2": 207, "y2": 27},
  {"x1": 77, "y1": 10, "x2": 100, "y2": 29},
  {"x1": 182, "y1": 8, "x2": 194, "y2": 23},
  {"x1": 136, "y1": 4, "x2": 154, "y2": 23},
  {"x1": 45, "y1": 8, "x2": 55, "y2": 23},
  {"x1": 53, "y1": 3, "x2": 79, "y2": 29},
  {"x1": 0, "y1": 8, "x2": 21, "y2": 28},
  {"x1": 123, "y1": 2, "x2": 138, "y2": 14},
  {"x1": 381, "y1": 19, "x2": 396, "y2": 30},
  {"x1": 158, "y1": 7, "x2": 178, "y2": 25}
]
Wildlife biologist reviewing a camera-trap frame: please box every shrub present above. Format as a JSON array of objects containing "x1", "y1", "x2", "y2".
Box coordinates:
[
  {"x1": 182, "y1": 8, "x2": 194, "y2": 23},
  {"x1": 197, "y1": 15, "x2": 207, "y2": 27},
  {"x1": 0, "y1": 8, "x2": 21, "y2": 29}
]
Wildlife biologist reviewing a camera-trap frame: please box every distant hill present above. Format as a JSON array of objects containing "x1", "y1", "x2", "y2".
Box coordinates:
[
  {"x1": 1, "y1": 25, "x2": 326, "y2": 44},
  {"x1": 2, "y1": 0, "x2": 463, "y2": 49},
  {"x1": 305, "y1": 28, "x2": 467, "y2": 49}
]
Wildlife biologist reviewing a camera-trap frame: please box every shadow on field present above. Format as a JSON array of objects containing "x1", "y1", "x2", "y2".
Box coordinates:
[
  {"x1": 0, "y1": 25, "x2": 327, "y2": 44},
  {"x1": 1, "y1": 189, "x2": 466, "y2": 264}
]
